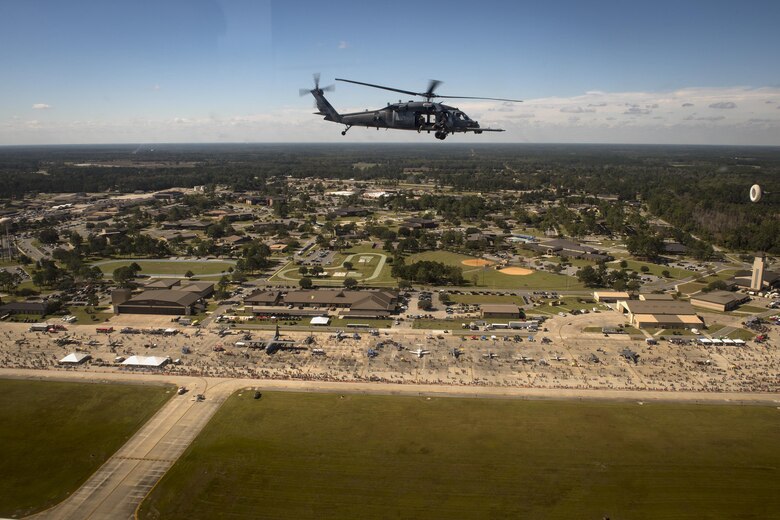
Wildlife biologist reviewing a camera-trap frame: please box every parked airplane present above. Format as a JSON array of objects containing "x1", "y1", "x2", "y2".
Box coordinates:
[
  {"x1": 451, "y1": 347, "x2": 464, "y2": 359},
  {"x1": 263, "y1": 325, "x2": 298, "y2": 354},
  {"x1": 367, "y1": 348, "x2": 379, "y2": 358},
  {"x1": 408, "y1": 348, "x2": 430, "y2": 358},
  {"x1": 588, "y1": 353, "x2": 601, "y2": 364},
  {"x1": 482, "y1": 351, "x2": 499, "y2": 359},
  {"x1": 552, "y1": 354, "x2": 567, "y2": 362},
  {"x1": 311, "y1": 348, "x2": 326, "y2": 356},
  {"x1": 515, "y1": 355, "x2": 535, "y2": 363}
]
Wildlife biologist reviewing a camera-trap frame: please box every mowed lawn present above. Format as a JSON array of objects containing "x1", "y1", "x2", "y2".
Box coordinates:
[
  {"x1": 0, "y1": 380, "x2": 173, "y2": 518},
  {"x1": 139, "y1": 392, "x2": 780, "y2": 520},
  {"x1": 406, "y1": 251, "x2": 583, "y2": 289},
  {"x1": 95, "y1": 259, "x2": 235, "y2": 276}
]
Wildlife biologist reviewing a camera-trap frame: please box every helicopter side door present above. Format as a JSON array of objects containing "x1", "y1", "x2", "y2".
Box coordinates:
[{"x1": 391, "y1": 105, "x2": 416, "y2": 129}]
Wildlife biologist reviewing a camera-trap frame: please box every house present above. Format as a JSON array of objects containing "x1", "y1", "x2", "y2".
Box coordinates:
[{"x1": 402, "y1": 217, "x2": 438, "y2": 229}]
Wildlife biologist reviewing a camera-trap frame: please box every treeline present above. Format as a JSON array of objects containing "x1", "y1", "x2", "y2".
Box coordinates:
[
  {"x1": 1, "y1": 143, "x2": 777, "y2": 252},
  {"x1": 391, "y1": 260, "x2": 464, "y2": 285}
]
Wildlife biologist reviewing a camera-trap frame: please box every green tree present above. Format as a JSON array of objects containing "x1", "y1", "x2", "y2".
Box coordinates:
[
  {"x1": 343, "y1": 277, "x2": 358, "y2": 289},
  {"x1": 299, "y1": 277, "x2": 313, "y2": 289}
]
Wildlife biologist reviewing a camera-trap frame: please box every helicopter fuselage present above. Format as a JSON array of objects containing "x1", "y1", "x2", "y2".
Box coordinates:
[{"x1": 338, "y1": 101, "x2": 483, "y2": 137}]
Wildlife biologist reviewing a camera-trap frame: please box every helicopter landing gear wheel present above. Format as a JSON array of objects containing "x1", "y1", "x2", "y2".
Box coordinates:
[
  {"x1": 341, "y1": 125, "x2": 352, "y2": 136},
  {"x1": 435, "y1": 131, "x2": 447, "y2": 140}
]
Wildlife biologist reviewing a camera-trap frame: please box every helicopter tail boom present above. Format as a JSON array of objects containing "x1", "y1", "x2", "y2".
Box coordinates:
[{"x1": 311, "y1": 89, "x2": 342, "y2": 123}]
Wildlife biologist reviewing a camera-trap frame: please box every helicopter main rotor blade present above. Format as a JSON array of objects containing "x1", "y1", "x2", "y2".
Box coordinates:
[
  {"x1": 435, "y1": 95, "x2": 523, "y2": 102},
  {"x1": 425, "y1": 79, "x2": 442, "y2": 98},
  {"x1": 336, "y1": 78, "x2": 421, "y2": 98}
]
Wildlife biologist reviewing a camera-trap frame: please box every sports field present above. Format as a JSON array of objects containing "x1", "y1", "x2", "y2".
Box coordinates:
[
  {"x1": 95, "y1": 259, "x2": 235, "y2": 277},
  {"x1": 139, "y1": 392, "x2": 780, "y2": 520},
  {"x1": 407, "y1": 251, "x2": 583, "y2": 289},
  {"x1": 0, "y1": 379, "x2": 172, "y2": 518}
]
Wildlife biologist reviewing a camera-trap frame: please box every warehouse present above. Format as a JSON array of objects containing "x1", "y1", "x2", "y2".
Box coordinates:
[
  {"x1": 616, "y1": 300, "x2": 703, "y2": 329},
  {"x1": 690, "y1": 290, "x2": 750, "y2": 312},
  {"x1": 481, "y1": 304, "x2": 523, "y2": 319}
]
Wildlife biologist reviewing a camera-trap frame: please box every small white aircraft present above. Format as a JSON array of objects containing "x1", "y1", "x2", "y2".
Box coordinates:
[
  {"x1": 515, "y1": 355, "x2": 535, "y2": 363},
  {"x1": 408, "y1": 348, "x2": 430, "y2": 358},
  {"x1": 311, "y1": 348, "x2": 326, "y2": 356},
  {"x1": 482, "y1": 351, "x2": 499, "y2": 359},
  {"x1": 552, "y1": 354, "x2": 567, "y2": 362}
]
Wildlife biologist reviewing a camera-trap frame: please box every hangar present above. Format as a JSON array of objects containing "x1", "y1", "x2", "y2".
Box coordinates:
[
  {"x1": 617, "y1": 300, "x2": 703, "y2": 329},
  {"x1": 114, "y1": 290, "x2": 202, "y2": 316}
]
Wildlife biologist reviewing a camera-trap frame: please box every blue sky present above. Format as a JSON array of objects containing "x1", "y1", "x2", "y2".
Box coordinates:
[{"x1": 1, "y1": 0, "x2": 779, "y2": 144}]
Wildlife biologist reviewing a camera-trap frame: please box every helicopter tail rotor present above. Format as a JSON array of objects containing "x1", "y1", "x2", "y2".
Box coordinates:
[{"x1": 300, "y1": 73, "x2": 334, "y2": 96}]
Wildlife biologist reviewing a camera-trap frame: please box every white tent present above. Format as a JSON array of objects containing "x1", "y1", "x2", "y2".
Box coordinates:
[
  {"x1": 121, "y1": 355, "x2": 170, "y2": 367},
  {"x1": 59, "y1": 353, "x2": 91, "y2": 364},
  {"x1": 310, "y1": 316, "x2": 331, "y2": 326}
]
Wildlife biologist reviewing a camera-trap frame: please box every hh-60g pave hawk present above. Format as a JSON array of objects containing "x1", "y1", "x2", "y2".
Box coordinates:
[{"x1": 300, "y1": 74, "x2": 521, "y2": 140}]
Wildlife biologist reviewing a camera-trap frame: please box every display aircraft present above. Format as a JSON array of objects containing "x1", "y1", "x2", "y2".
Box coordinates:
[
  {"x1": 451, "y1": 347, "x2": 464, "y2": 359},
  {"x1": 263, "y1": 325, "x2": 298, "y2": 355},
  {"x1": 408, "y1": 348, "x2": 430, "y2": 358},
  {"x1": 515, "y1": 355, "x2": 535, "y2": 363},
  {"x1": 311, "y1": 348, "x2": 326, "y2": 356},
  {"x1": 552, "y1": 354, "x2": 567, "y2": 362},
  {"x1": 301, "y1": 74, "x2": 521, "y2": 140},
  {"x1": 482, "y1": 351, "x2": 499, "y2": 359}
]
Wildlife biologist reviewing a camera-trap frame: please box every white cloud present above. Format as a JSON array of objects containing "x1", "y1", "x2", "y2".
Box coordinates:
[
  {"x1": 709, "y1": 101, "x2": 737, "y2": 109},
  {"x1": 3, "y1": 86, "x2": 780, "y2": 145},
  {"x1": 338, "y1": 40, "x2": 348, "y2": 49},
  {"x1": 560, "y1": 106, "x2": 595, "y2": 114},
  {"x1": 32, "y1": 103, "x2": 51, "y2": 110},
  {"x1": 152, "y1": 84, "x2": 161, "y2": 91}
]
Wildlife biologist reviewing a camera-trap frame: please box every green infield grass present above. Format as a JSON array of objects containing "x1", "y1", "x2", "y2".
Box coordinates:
[
  {"x1": 0, "y1": 379, "x2": 172, "y2": 518},
  {"x1": 139, "y1": 392, "x2": 780, "y2": 520}
]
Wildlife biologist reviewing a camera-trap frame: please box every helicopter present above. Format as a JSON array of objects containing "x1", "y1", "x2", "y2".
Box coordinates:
[{"x1": 300, "y1": 74, "x2": 521, "y2": 140}]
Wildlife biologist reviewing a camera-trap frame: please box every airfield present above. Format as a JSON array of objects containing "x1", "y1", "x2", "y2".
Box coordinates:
[{"x1": 0, "y1": 298, "x2": 780, "y2": 519}]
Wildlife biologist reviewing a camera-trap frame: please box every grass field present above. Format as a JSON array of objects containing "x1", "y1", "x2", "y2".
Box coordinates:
[
  {"x1": 406, "y1": 251, "x2": 584, "y2": 290},
  {"x1": 95, "y1": 259, "x2": 235, "y2": 277},
  {"x1": 139, "y1": 392, "x2": 780, "y2": 520},
  {"x1": 0, "y1": 379, "x2": 172, "y2": 518}
]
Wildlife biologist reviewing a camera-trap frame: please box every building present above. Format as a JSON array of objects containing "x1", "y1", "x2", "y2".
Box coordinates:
[
  {"x1": 142, "y1": 279, "x2": 214, "y2": 298},
  {"x1": 244, "y1": 290, "x2": 282, "y2": 306},
  {"x1": 690, "y1": 290, "x2": 750, "y2": 312},
  {"x1": 638, "y1": 293, "x2": 675, "y2": 301},
  {"x1": 0, "y1": 301, "x2": 49, "y2": 316},
  {"x1": 751, "y1": 255, "x2": 765, "y2": 291},
  {"x1": 246, "y1": 289, "x2": 398, "y2": 318},
  {"x1": 481, "y1": 304, "x2": 523, "y2": 319},
  {"x1": 593, "y1": 291, "x2": 630, "y2": 303},
  {"x1": 617, "y1": 299, "x2": 703, "y2": 329},
  {"x1": 113, "y1": 290, "x2": 203, "y2": 315},
  {"x1": 527, "y1": 239, "x2": 613, "y2": 262}
]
